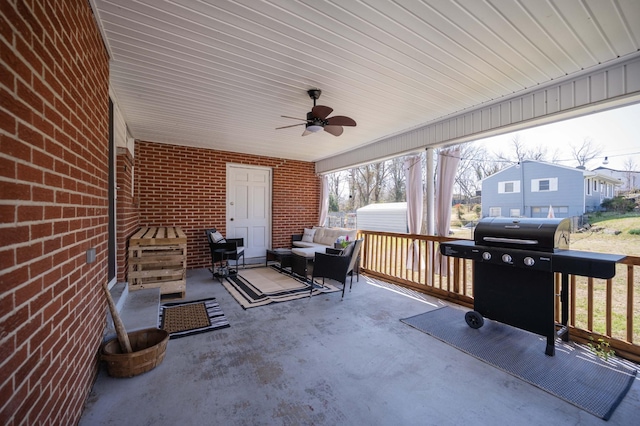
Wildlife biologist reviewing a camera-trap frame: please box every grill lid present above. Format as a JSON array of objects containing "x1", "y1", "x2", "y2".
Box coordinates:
[{"x1": 474, "y1": 217, "x2": 570, "y2": 252}]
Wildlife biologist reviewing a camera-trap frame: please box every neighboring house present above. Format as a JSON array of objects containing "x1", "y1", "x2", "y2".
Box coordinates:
[
  {"x1": 591, "y1": 166, "x2": 640, "y2": 194},
  {"x1": 481, "y1": 160, "x2": 620, "y2": 218}
]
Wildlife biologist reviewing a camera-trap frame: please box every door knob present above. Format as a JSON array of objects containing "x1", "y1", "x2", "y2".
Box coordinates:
[{"x1": 230, "y1": 218, "x2": 234, "y2": 221}]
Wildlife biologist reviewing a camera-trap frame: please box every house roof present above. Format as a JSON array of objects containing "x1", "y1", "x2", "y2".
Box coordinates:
[
  {"x1": 592, "y1": 166, "x2": 640, "y2": 174},
  {"x1": 90, "y1": 1, "x2": 640, "y2": 164},
  {"x1": 583, "y1": 170, "x2": 625, "y2": 185},
  {"x1": 482, "y1": 159, "x2": 623, "y2": 185}
]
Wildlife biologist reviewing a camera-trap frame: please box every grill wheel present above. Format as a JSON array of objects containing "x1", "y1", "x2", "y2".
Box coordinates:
[{"x1": 465, "y1": 311, "x2": 484, "y2": 329}]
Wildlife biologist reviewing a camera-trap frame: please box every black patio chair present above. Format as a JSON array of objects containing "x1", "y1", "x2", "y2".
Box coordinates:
[
  {"x1": 205, "y1": 228, "x2": 245, "y2": 273},
  {"x1": 311, "y1": 238, "x2": 363, "y2": 298}
]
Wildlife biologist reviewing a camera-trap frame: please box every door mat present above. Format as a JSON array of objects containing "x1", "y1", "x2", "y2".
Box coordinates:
[
  {"x1": 401, "y1": 306, "x2": 637, "y2": 420},
  {"x1": 223, "y1": 266, "x2": 339, "y2": 309},
  {"x1": 158, "y1": 297, "x2": 229, "y2": 339}
]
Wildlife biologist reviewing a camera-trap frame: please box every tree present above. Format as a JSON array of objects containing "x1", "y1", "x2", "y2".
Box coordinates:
[
  {"x1": 346, "y1": 168, "x2": 357, "y2": 211},
  {"x1": 494, "y1": 134, "x2": 548, "y2": 163},
  {"x1": 571, "y1": 137, "x2": 602, "y2": 168},
  {"x1": 328, "y1": 193, "x2": 339, "y2": 212},
  {"x1": 623, "y1": 157, "x2": 638, "y2": 193},
  {"x1": 353, "y1": 162, "x2": 389, "y2": 207},
  {"x1": 328, "y1": 172, "x2": 347, "y2": 211},
  {"x1": 385, "y1": 157, "x2": 406, "y2": 202},
  {"x1": 453, "y1": 143, "x2": 506, "y2": 204}
]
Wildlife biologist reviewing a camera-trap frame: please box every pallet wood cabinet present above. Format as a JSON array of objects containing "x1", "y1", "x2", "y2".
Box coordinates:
[{"x1": 128, "y1": 227, "x2": 187, "y2": 300}]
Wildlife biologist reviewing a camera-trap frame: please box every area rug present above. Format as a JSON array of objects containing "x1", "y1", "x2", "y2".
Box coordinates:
[
  {"x1": 158, "y1": 297, "x2": 230, "y2": 339},
  {"x1": 401, "y1": 306, "x2": 637, "y2": 420},
  {"x1": 223, "y1": 266, "x2": 340, "y2": 309}
]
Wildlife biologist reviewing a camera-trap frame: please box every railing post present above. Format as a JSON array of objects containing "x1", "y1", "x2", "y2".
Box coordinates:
[
  {"x1": 453, "y1": 257, "x2": 460, "y2": 293},
  {"x1": 627, "y1": 264, "x2": 634, "y2": 343}
]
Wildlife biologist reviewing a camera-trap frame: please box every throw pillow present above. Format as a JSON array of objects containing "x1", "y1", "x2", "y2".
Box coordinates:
[
  {"x1": 210, "y1": 231, "x2": 226, "y2": 243},
  {"x1": 302, "y1": 228, "x2": 316, "y2": 243}
]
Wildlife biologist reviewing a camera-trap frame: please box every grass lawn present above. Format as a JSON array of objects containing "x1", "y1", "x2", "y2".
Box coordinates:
[{"x1": 571, "y1": 213, "x2": 640, "y2": 256}]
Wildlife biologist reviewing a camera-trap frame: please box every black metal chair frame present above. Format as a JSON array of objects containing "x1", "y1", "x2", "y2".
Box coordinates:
[
  {"x1": 205, "y1": 228, "x2": 245, "y2": 274},
  {"x1": 311, "y1": 239, "x2": 363, "y2": 298}
]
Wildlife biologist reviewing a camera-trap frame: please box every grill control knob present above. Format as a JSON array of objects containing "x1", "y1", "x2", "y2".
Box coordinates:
[
  {"x1": 482, "y1": 252, "x2": 492, "y2": 261},
  {"x1": 524, "y1": 257, "x2": 535, "y2": 267},
  {"x1": 502, "y1": 254, "x2": 512, "y2": 264}
]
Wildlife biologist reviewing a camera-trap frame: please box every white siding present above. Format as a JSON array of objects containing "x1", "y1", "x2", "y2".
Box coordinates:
[{"x1": 356, "y1": 203, "x2": 408, "y2": 233}]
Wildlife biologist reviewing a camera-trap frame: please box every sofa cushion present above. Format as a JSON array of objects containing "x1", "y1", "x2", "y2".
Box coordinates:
[
  {"x1": 292, "y1": 246, "x2": 324, "y2": 259},
  {"x1": 312, "y1": 226, "x2": 325, "y2": 243},
  {"x1": 314, "y1": 227, "x2": 356, "y2": 246},
  {"x1": 292, "y1": 241, "x2": 317, "y2": 248}
]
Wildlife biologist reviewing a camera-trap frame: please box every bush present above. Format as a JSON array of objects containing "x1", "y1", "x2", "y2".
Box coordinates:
[
  {"x1": 629, "y1": 228, "x2": 640, "y2": 235},
  {"x1": 474, "y1": 204, "x2": 481, "y2": 218},
  {"x1": 601, "y1": 196, "x2": 636, "y2": 213}
]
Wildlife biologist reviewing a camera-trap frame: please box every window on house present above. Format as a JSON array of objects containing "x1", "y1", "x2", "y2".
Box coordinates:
[
  {"x1": 489, "y1": 207, "x2": 501, "y2": 217},
  {"x1": 532, "y1": 206, "x2": 567, "y2": 217},
  {"x1": 586, "y1": 178, "x2": 592, "y2": 195},
  {"x1": 498, "y1": 180, "x2": 520, "y2": 193},
  {"x1": 509, "y1": 209, "x2": 520, "y2": 217},
  {"x1": 531, "y1": 177, "x2": 557, "y2": 192}
]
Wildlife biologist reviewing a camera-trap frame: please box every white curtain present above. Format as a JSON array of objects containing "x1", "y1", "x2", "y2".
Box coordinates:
[
  {"x1": 318, "y1": 175, "x2": 329, "y2": 227},
  {"x1": 435, "y1": 148, "x2": 460, "y2": 276},
  {"x1": 405, "y1": 155, "x2": 424, "y2": 271}
]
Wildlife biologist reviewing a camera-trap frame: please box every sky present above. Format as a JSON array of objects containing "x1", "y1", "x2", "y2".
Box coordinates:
[{"x1": 471, "y1": 103, "x2": 640, "y2": 171}]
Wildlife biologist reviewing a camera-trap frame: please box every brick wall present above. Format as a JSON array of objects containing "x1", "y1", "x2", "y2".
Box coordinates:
[
  {"x1": 134, "y1": 141, "x2": 320, "y2": 270},
  {"x1": 116, "y1": 147, "x2": 138, "y2": 282},
  {"x1": 0, "y1": 1, "x2": 109, "y2": 425}
]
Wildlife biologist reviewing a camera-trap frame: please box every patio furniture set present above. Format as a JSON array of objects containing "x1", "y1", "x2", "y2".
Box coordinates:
[{"x1": 207, "y1": 226, "x2": 362, "y2": 298}]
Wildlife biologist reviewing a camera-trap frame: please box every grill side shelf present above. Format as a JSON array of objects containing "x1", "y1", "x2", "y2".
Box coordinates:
[
  {"x1": 440, "y1": 240, "x2": 480, "y2": 260},
  {"x1": 552, "y1": 250, "x2": 626, "y2": 279}
]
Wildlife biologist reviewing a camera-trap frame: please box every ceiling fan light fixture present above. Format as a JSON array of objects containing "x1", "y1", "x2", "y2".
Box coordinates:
[{"x1": 306, "y1": 124, "x2": 323, "y2": 133}]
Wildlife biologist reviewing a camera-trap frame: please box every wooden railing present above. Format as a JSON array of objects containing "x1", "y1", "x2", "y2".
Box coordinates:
[{"x1": 357, "y1": 230, "x2": 640, "y2": 362}]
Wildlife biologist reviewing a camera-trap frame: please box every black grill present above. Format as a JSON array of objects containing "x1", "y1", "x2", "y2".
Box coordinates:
[{"x1": 440, "y1": 217, "x2": 624, "y2": 356}]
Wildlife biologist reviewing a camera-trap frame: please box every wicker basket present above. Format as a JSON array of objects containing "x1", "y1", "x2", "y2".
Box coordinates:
[{"x1": 101, "y1": 328, "x2": 170, "y2": 378}]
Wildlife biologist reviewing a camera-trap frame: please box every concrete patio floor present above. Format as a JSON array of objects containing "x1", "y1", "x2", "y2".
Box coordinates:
[{"x1": 80, "y1": 267, "x2": 640, "y2": 425}]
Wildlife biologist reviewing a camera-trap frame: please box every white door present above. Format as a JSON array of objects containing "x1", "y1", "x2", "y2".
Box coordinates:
[{"x1": 226, "y1": 164, "x2": 271, "y2": 260}]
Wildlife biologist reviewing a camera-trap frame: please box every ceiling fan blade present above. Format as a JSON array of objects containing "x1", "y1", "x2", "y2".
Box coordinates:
[
  {"x1": 324, "y1": 125, "x2": 344, "y2": 136},
  {"x1": 281, "y1": 115, "x2": 307, "y2": 121},
  {"x1": 326, "y1": 116, "x2": 356, "y2": 126},
  {"x1": 276, "y1": 123, "x2": 305, "y2": 130},
  {"x1": 302, "y1": 128, "x2": 313, "y2": 136},
  {"x1": 312, "y1": 105, "x2": 333, "y2": 119}
]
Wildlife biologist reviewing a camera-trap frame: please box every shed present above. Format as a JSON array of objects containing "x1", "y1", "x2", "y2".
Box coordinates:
[{"x1": 356, "y1": 202, "x2": 408, "y2": 233}]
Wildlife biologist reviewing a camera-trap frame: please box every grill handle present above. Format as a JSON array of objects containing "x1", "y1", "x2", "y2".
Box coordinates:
[{"x1": 482, "y1": 237, "x2": 539, "y2": 245}]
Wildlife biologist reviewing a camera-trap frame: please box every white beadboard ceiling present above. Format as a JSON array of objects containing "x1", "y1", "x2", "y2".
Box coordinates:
[{"x1": 91, "y1": 0, "x2": 640, "y2": 164}]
